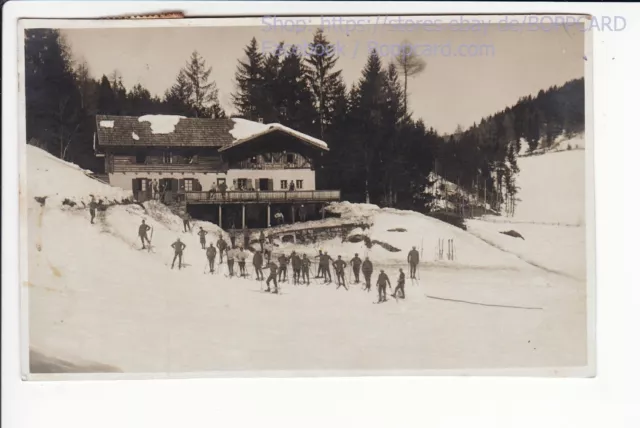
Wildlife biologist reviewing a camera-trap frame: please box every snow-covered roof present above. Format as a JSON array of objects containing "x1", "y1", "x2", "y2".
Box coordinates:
[
  {"x1": 222, "y1": 118, "x2": 328, "y2": 151},
  {"x1": 95, "y1": 115, "x2": 329, "y2": 152}
]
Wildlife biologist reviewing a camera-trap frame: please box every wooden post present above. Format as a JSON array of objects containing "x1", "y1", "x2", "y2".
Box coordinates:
[
  {"x1": 242, "y1": 204, "x2": 246, "y2": 228},
  {"x1": 267, "y1": 204, "x2": 271, "y2": 227},
  {"x1": 218, "y1": 205, "x2": 222, "y2": 227}
]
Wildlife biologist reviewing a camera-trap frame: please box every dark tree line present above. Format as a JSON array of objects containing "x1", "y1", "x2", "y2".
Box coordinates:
[
  {"x1": 25, "y1": 28, "x2": 584, "y2": 214},
  {"x1": 436, "y1": 78, "x2": 585, "y2": 211},
  {"x1": 25, "y1": 29, "x2": 225, "y2": 171}
]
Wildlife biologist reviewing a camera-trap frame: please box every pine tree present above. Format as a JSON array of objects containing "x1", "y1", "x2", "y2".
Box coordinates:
[
  {"x1": 164, "y1": 69, "x2": 194, "y2": 115},
  {"x1": 261, "y1": 42, "x2": 284, "y2": 123},
  {"x1": 183, "y1": 51, "x2": 224, "y2": 118},
  {"x1": 25, "y1": 29, "x2": 82, "y2": 160},
  {"x1": 232, "y1": 38, "x2": 265, "y2": 120},
  {"x1": 278, "y1": 46, "x2": 316, "y2": 133},
  {"x1": 305, "y1": 29, "x2": 344, "y2": 139}
]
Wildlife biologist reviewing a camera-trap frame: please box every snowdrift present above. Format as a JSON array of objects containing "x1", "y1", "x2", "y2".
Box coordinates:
[
  {"x1": 271, "y1": 202, "x2": 532, "y2": 270},
  {"x1": 26, "y1": 145, "x2": 131, "y2": 206}
]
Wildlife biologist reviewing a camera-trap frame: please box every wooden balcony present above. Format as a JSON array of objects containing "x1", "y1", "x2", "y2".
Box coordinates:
[
  {"x1": 112, "y1": 163, "x2": 222, "y2": 173},
  {"x1": 184, "y1": 190, "x2": 341, "y2": 205}
]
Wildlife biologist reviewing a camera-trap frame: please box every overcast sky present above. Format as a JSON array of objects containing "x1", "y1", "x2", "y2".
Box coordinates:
[{"x1": 62, "y1": 23, "x2": 584, "y2": 134}]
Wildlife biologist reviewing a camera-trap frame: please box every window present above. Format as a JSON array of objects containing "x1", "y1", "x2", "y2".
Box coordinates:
[
  {"x1": 141, "y1": 179, "x2": 148, "y2": 191},
  {"x1": 184, "y1": 179, "x2": 194, "y2": 191},
  {"x1": 286, "y1": 153, "x2": 295, "y2": 164},
  {"x1": 296, "y1": 180, "x2": 303, "y2": 189},
  {"x1": 237, "y1": 178, "x2": 248, "y2": 190},
  {"x1": 280, "y1": 180, "x2": 288, "y2": 190},
  {"x1": 163, "y1": 151, "x2": 172, "y2": 164}
]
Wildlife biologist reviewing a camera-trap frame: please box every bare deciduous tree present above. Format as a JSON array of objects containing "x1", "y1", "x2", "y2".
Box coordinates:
[{"x1": 394, "y1": 40, "x2": 427, "y2": 114}]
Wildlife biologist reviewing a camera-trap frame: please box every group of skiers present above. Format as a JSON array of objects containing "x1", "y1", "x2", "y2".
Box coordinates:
[{"x1": 137, "y1": 218, "x2": 421, "y2": 302}]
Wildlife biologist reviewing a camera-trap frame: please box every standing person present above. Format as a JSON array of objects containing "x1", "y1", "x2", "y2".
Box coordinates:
[
  {"x1": 333, "y1": 255, "x2": 348, "y2": 290},
  {"x1": 289, "y1": 180, "x2": 295, "y2": 191},
  {"x1": 290, "y1": 251, "x2": 302, "y2": 285},
  {"x1": 198, "y1": 227, "x2": 208, "y2": 249},
  {"x1": 237, "y1": 246, "x2": 248, "y2": 277},
  {"x1": 206, "y1": 243, "x2": 217, "y2": 273},
  {"x1": 301, "y1": 254, "x2": 311, "y2": 285},
  {"x1": 392, "y1": 268, "x2": 406, "y2": 299},
  {"x1": 376, "y1": 269, "x2": 392, "y2": 303},
  {"x1": 89, "y1": 196, "x2": 97, "y2": 224},
  {"x1": 208, "y1": 182, "x2": 217, "y2": 199},
  {"x1": 298, "y1": 204, "x2": 307, "y2": 222},
  {"x1": 362, "y1": 256, "x2": 374, "y2": 292},
  {"x1": 323, "y1": 252, "x2": 334, "y2": 283},
  {"x1": 259, "y1": 230, "x2": 266, "y2": 252},
  {"x1": 229, "y1": 227, "x2": 237, "y2": 248},
  {"x1": 350, "y1": 253, "x2": 362, "y2": 283},
  {"x1": 274, "y1": 210, "x2": 284, "y2": 225},
  {"x1": 264, "y1": 239, "x2": 273, "y2": 264},
  {"x1": 138, "y1": 219, "x2": 151, "y2": 249},
  {"x1": 171, "y1": 238, "x2": 186, "y2": 270},
  {"x1": 408, "y1": 246, "x2": 420, "y2": 279},
  {"x1": 277, "y1": 253, "x2": 289, "y2": 282},
  {"x1": 314, "y1": 250, "x2": 325, "y2": 279},
  {"x1": 182, "y1": 212, "x2": 192, "y2": 233},
  {"x1": 253, "y1": 250, "x2": 264, "y2": 280},
  {"x1": 219, "y1": 181, "x2": 227, "y2": 199},
  {"x1": 243, "y1": 226, "x2": 251, "y2": 249},
  {"x1": 226, "y1": 247, "x2": 236, "y2": 277},
  {"x1": 265, "y1": 259, "x2": 279, "y2": 293},
  {"x1": 216, "y1": 234, "x2": 228, "y2": 264},
  {"x1": 153, "y1": 179, "x2": 159, "y2": 200}
]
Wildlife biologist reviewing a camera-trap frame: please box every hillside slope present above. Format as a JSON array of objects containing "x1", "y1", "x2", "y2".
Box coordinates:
[{"x1": 25, "y1": 146, "x2": 586, "y2": 373}]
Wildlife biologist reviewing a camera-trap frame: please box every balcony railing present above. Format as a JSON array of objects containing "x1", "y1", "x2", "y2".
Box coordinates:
[
  {"x1": 112, "y1": 163, "x2": 222, "y2": 173},
  {"x1": 184, "y1": 190, "x2": 341, "y2": 204}
]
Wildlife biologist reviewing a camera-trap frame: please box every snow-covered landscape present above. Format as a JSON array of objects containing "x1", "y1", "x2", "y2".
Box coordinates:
[{"x1": 25, "y1": 141, "x2": 587, "y2": 374}]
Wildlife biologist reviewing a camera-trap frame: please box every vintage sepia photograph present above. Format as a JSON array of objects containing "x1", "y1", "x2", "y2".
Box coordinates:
[{"x1": 19, "y1": 15, "x2": 592, "y2": 377}]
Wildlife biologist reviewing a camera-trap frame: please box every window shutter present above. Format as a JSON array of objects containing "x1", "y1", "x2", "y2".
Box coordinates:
[
  {"x1": 254, "y1": 179, "x2": 259, "y2": 191},
  {"x1": 132, "y1": 178, "x2": 140, "y2": 191},
  {"x1": 268, "y1": 179, "x2": 273, "y2": 191},
  {"x1": 178, "y1": 179, "x2": 185, "y2": 191},
  {"x1": 194, "y1": 179, "x2": 202, "y2": 191},
  {"x1": 171, "y1": 179, "x2": 179, "y2": 191}
]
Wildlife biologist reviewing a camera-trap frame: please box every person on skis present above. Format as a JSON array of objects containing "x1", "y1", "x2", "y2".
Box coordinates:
[
  {"x1": 226, "y1": 247, "x2": 236, "y2": 277},
  {"x1": 391, "y1": 268, "x2": 406, "y2": 299},
  {"x1": 301, "y1": 254, "x2": 311, "y2": 285},
  {"x1": 376, "y1": 269, "x2": 392, "y2": 303},
  {"x1": 182, "y1": 212, "x2": 192, "y2": 233},
  {"x1": 138, "y1": 219, "x2": 151, "y2": 249},
  {"x1": 264, "y1": 239, "x2": 273, "y2": 263},
  {"x1": 408, "y1": 246, "x2": 420, "y2": 279},
  {"x1": 350, "y1": 253, "x2": 362, "y2": 283},
  {"x1": 237, "y1": 246, "x2": 248, "y2": 277},
  {"x1": 171, "y1": 238, "x2": 186, "y2": 269},
  {"x1": 322, "y1": 252, "x2": 334, "y2": 283},
  {"x1": 290, "y1": 251, "x2": 302, "y2": 285},
  {"x1": 198, "y1": 227, "x2": 208, "y2": 249},
  {"x1": 253, "y1": 250, "x2": 264, "y2": 280},
  {"x1": 277, "y1": 253, "x2": 289, "y2": 282},
  {"x1": 362, "y1": 256, "x2": 374, "y2": 291},
  {"x1": 259, "y1": 230, "x2": 266, "y2": 252},
  {"x1": 314, "y1": 250, "x2": 325, "y2": 279},
  {"x1": 89, "y1": 196, "x2": 97, "y2": 224},
  {"x1": 216, "y1": 234, "x2": 227, "y2": 264},
  {"x1": 265, "y1": 259, "x2": 279, "y2": 293},
  {"x1": 206, "y1": 243, "x2": 217, "y2": 273},
  {"x1": 243, "y1": 227, "x2": 251, "y2": 249},
  {"x1": 333, "y1": 255, "x2": 348, "y2": 290}
]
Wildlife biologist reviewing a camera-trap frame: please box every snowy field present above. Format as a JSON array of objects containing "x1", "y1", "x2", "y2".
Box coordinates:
[{"x1": 25, "y1": 146, "x2": 587, "y2": 374}]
